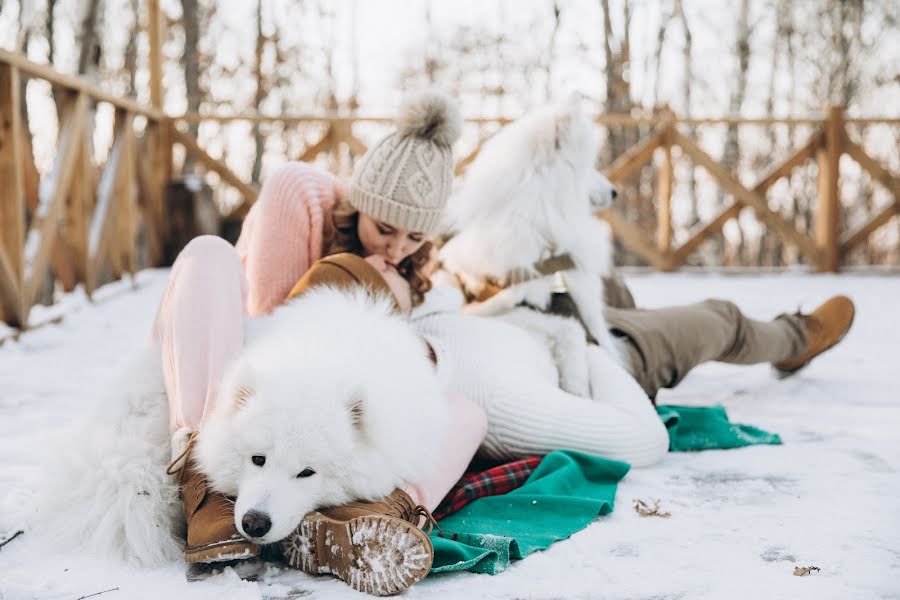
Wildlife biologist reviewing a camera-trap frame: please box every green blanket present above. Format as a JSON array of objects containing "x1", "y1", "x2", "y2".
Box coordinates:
[
  {"x1": 431, "y1": 450, "x2": 629, "y2": 575},
  {"x1": 656, "y1": 404, "x2": 782, "y2": 451},
  {"x1": 430, "y1": 405, "x2": 780, "y2": 576}
]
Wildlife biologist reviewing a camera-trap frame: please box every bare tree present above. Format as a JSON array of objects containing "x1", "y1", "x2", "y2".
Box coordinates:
[
  {"x1": 672, "y1": 0, "x2": 697, "y2": 231},
  {"x1": 251, "y1": 0, "x2": 267, "y2": 184},
  {"x1": 650, "y1": 2, "x2": 673, "y2": 110},
  {"x1": 181, "y1": 0, "x2": 202, "y2": 140},
  {"x1": 123, "y1": 0, "x2": 140, "y2": 97},
  {"x1": 718, "y1": 0, "x2": 751, "y2": 265},
  {"x1": 77, "y1": 0, "x2": 103, "y2": 80}
]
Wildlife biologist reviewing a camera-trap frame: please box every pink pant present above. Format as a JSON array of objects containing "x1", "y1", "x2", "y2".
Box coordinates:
[{"x1": 150, "y1": 235, "x2": 487, "y2": 511}]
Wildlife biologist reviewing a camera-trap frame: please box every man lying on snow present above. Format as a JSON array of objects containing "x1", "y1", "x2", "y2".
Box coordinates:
[{"x1": 43, "y1": 92, "x2": 854, "y2": 597}]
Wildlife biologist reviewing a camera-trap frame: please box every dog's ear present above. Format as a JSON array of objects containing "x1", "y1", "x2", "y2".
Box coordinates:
[
  {"x1": 234, "y1": 385, "x2": 254, "y2": 409},
  {"x1": 346, "y1": 391, "x2": 367, "y2": 436},
  {"x1": 228, "y1": 361, "x2": 255, "y2": 411}
]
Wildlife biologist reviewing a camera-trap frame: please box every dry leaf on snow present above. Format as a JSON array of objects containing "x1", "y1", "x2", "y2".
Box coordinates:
[{"x1": 633, "y1": 499, "x2": 671, "y2": 518}]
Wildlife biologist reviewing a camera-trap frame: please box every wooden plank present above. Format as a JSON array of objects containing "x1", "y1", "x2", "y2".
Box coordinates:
[
  {"x1": 298, "y1": 127, "x2": 333, "y2": 162},
  {"x1": 669, "y1": 203, "x2": 744, "y2": 268},
  {"x1": 840, "y1": 202, "x2": 900, "y2": 254},
  {"x1": 815, "y1": 106, "x2": 842, "y2": 272},
  {"x1": 172, "y1": 111, "x2": 834, "y2": 127},
  {"x1": 656, "y1": 128, "x2": 673, "y2": 250},
  {"x1": 87, "y1": 116, "x2": 130, "y2": 290},
  {"x1": 842, "y1": 132, "x2": 900, "y2": 201},
  {"x1": 171, "y1": 127, "x2": 259, "y2": 215},
  {"x1": 147, "y1": 0, "x2": 165, "y2": 109},
  {"x1": 146, "y1": 119, "x2": 171, "y2": 257},
  {"x1": 135, "y1": 135, "x2": 163, "y2": 265},
  {"x1": 76, "y1": 127, "x2": 95, "y2": 295},
  {"x1": 595, "y1": 208, "x2": 672, "y2": 271},
  {"x1": 669, "y1": 128, "x2": 825, "y2": 267},
  {"x1": 670, "y1": 128, "x2": 819, "y2": 261},
  {"x1": 0, "y1": 50, "x2": 163, "y2": 119},
  {"x1": 455, "y1": 137, "x2": 489, "y2": 176},
  {"x1": 604, "y1": 129, "x2": 665, "y2": 183},
  {"x1": 754, "y1": 128, "x2": 825, "y2": 191},
  {"x1": 47, "y1": 92, "x2": 82, "y2": 292},
  {"x1": 0, "y1": 64, "x2": 25, "y2": 326},
  {"x1": 0, "y1": 244, "x2": 20, "y2": 326},
  {"x1": 23, "y1": 92, "x2": 88, "y2": 307},
  {"x1": 117, "y1": 112, "x2": 137, "y2": 276},
  {"x1": 346, "y1": 135, "x2": 367, "y2": 157}
]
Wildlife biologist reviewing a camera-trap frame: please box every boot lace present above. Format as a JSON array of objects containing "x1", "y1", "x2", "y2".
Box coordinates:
[
  {"x1": 165, "y1": 431, "x2": 197, "y2": 481},
  {"x1": 414, "y1": 505, "x2": 443, "y2": 536}
]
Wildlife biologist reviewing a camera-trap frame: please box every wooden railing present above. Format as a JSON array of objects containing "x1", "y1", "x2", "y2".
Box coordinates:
[
  {"x1": 0, "y1": 49, "x2": 171, "y2": 328},
  {"x1": 594, "y1": 108, "x2": 900, "y2": 272},
  {"x1": 2, "y1": 47, "x2": 899, "y2": 330}
]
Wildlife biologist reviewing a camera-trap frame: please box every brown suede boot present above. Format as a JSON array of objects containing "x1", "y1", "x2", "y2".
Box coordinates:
[
  {"x1": 774, "y1": 295, "x2": 855, "y2": 375},
  {"x1": 280, "y1": 489, "x2": 437, "y2": 596},
  {"x1": 168, "y1": 433, "x2": 261, "y2": 563}
]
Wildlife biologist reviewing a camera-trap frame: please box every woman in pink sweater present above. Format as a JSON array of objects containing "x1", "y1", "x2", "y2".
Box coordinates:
[{"x1": 154, "y1": 92, "x2": 484, "y2": 593}]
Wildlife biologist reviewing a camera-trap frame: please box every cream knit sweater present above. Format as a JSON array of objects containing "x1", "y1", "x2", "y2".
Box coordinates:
[{"x1": 414, "y1": 286, "x2": 669, "y2": 467}]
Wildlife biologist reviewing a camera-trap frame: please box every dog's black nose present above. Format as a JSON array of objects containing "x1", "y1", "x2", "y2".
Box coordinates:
[
  {"x1": 241, "y1": 510, "x2": 271, "y2": 538},
  {"x1": 611, "y1": 188, "x2": 619, "y2": 200}
]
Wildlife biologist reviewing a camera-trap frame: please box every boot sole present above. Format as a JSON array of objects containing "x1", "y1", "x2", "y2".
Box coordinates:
[
  {"x1": 282, "y1": 513, "x2": 433, "y2": 596},
  {"x1": 185, "y1": 537, "x2": 260, "y2": 564}
]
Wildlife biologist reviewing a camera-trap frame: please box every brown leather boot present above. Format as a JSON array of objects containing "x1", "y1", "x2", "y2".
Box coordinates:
[
  {"x1": 774, "y1": 295, "x2": 855, "y2": 375},
  {"x1": 168, "y1": 433, "x2": 261, "y2": 563},
  {"x1": 280, "y1": 489, "x2": 437, "y2": 596}
]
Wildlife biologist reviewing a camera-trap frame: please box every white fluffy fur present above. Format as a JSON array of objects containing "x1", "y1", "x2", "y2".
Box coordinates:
[
  {"x1": 397, "y1": 90, "x2": 463, "y2": 147},
  {"x1": 38, "y1": 287, "x2": 447, "y2": 564},
  {"x1": 413, "y1": 99, "x2": 668, "y2": 466},
  {"x1": 440, "y1": 96, "x2": 622, "y2": 383},
  {"x1": 442, "y1": 95, "x2": 615, "y2": 281},
  {"x1": 195, "y1": 287, "x2": 447, "y2": 544},
  {"x1": 36, "y1": 346, "x2": 183, "y2": 566}
]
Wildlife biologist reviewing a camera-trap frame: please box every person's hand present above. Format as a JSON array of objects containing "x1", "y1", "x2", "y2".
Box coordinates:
[
  {"x1": 365, "y1": 255, "x2": 412, "y2": 314},
  {"x1": 364, "y1": 254, "x2": 390, "y2": 272}
]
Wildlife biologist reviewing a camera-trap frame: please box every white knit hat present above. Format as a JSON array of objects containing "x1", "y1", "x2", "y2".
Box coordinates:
[{"x1": 348, "y1": 91, "x2": 462, "y2": 235}]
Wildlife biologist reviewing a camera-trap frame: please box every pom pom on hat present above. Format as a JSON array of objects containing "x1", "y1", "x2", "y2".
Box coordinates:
[{"x1": 397, "y1": 91, "x2": 462, "y2": 147}]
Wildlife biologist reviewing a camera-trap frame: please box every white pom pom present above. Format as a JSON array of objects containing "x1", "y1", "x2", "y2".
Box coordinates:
[{"x1": 397, "y1": 91, "x2": 462, "y2": 147}]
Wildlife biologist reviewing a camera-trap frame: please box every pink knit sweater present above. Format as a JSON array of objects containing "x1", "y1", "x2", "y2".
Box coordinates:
[{"x1": 235, "y1": 162, "x2": 343, "y2": 316}]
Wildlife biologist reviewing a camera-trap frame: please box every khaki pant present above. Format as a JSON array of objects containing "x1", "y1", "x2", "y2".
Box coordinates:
[{"x1": 602, "y1": 277, "x2": 807, "y2": 400}]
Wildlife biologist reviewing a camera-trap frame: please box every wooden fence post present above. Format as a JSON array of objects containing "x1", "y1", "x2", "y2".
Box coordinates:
[
  {"x1": 816, "y1": 105, "x2": 843, "y2": 272},
  {"x1": 146, "y1": 0, "x2": 170, "y2": 264},
  {"x1": 0, "y1": 63, "x2": 24, "y2": 327},
  {"x1": 656, "y1": 122, "x2": 674, "y2": 253}
]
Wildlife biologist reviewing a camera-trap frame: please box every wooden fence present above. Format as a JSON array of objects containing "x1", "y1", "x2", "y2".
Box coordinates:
[{"x1": 1, "y1": 47, "x2": 899, "y2": 329}]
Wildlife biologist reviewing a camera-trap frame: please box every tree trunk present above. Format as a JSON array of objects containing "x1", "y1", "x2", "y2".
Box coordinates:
[
  {"x1": 181, "y1": 0, "x2": 202, "y2": 171},
  {"x1": 717, "y1": 0, "x2": 751, "y2": 265},
  {"x1": 673, "y1": 0, "x2": 697, "y2": 231},
  {"x1": 650, "y1": 2, "x2": 672, "y2": 110},
  {"x1": 77, "y1": 0, "x2": 102, "y2": 80},
  {"x1": 124, "y1": 0, "x2": 140, "y2": 97},
  {"x1": 251, "y1": 0, "x2": 265, "y2": 184},
  {"x1": 759, "y1": 1, "x2": 783, "y2": 266}
]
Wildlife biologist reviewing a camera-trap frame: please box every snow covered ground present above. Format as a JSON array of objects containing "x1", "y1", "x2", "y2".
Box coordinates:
[{"x1": 1, "y1": 270, "x2": 898, "y2": 600}]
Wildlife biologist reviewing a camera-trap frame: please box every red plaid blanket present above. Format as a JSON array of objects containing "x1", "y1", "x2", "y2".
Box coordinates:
[{"x1": 433, "y1": 456, "x2": 543, "y2": 521}]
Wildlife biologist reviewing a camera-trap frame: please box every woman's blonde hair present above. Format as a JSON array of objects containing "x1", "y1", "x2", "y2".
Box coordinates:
[{"x1": 324, "y1": 202, "x2": 433, "y2": 307}]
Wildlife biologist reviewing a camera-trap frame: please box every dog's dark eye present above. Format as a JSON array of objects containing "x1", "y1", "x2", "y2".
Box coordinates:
[
  {"x1": 296, "y1": 468, "x2": 316, "y2": 478},
  {"x1": 251, "y1": 455, "x2": 266, "y2": 467}
]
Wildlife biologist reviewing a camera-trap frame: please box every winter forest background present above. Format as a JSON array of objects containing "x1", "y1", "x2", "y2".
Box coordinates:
[{"x1": 4, "y1": 0, "x2": 900, "y2": 268}]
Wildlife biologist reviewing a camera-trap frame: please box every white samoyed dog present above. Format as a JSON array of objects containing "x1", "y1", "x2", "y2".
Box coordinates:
[
  {"x1": 439, "y1": 95, "x2": 621, "y2": 397},
  {"x1": 37, "y1": 286, "x2": 447, "y2": 565},
  {"x1": 413, "y1": 96, "x2": 668, "y2": 465}
]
